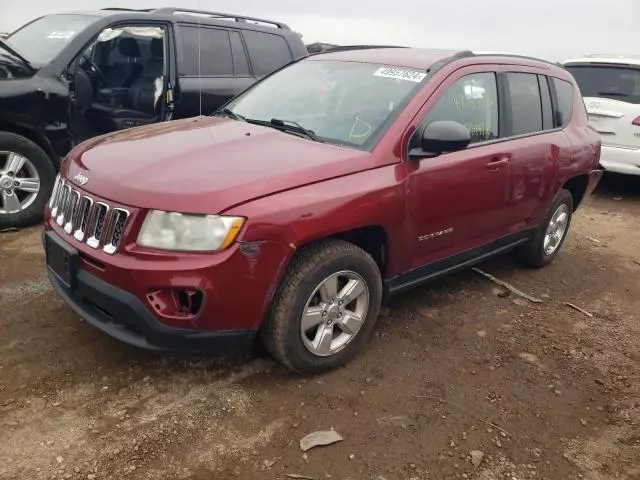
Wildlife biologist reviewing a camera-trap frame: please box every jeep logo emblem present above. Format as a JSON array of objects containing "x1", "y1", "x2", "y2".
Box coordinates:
[{"x1": 74, "y1": 173, "x2": 89, "y2": 186}]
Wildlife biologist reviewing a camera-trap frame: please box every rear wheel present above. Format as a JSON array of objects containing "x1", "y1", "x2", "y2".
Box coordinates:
[
  {"x1": 262, "y1": 239, "x2": 382, "y2": 374},
  {"x1": 0, "y1": 132, "x2": 56, "y2": 230},
  {"x1": 519, "y1": 189, "x2": 574, "y2": 268}
]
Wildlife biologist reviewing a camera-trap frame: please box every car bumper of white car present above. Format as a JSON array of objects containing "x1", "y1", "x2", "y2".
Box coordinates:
[{"x1": 600, "y1": 144, "x2": 640, "y2": 176}]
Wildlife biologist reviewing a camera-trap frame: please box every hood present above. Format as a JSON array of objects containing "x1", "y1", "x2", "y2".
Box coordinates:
[{"x1": 63, "y1": 116, "x2": 373, "y2": 214}]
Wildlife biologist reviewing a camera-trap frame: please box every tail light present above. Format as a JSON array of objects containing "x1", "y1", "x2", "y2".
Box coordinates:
[{"x1": 632, "y1": 116, "x2": 640, "y2": 126}]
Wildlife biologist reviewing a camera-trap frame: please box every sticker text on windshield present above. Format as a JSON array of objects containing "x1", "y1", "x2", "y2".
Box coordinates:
[
  {"x1": 47, "y1": 31, "x2": 76, "y2": 40},
  {"x1": 374, "y1": 67, "x2": 427, "y2": 83}
]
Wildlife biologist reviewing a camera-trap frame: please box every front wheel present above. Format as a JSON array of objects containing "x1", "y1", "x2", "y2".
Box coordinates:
[
  {"x1": 262, "y1": 239, "x2": 383, "y2": 374},
  {"x1": 0, "y1": 132, "x2": 56, "y2": 230},
  {"x1": 519, "y1": 189, "x2": 574, "y2": 268}
]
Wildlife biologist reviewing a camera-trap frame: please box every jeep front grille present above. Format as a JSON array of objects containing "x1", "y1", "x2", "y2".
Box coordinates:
[{"x1": 48, "y1": 175, "x2": 130, "y2": 254}]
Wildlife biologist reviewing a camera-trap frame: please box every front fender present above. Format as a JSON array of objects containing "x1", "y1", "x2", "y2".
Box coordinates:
[
  {"x1": 0, "y1": 75, "x2": 72, "y2": 159},
  {"x1": 224, "y1": 164, "x2": 411, "y2": 279}
]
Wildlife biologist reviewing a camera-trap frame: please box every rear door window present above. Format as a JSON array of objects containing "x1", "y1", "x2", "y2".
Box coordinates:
[
  {"x1": 552, "y1": 78, "x2": 574, "y2": 128},
  {"x1": 565, "y1": 65, "x2": 640, "y2": 104},
  {"x1": 242, "y1": 30, "x2": 293, "y2": 76},
  {"x1": 506, "y1": 73, "x2": 543, "y2": 136},
  {"x1": 229, "y1": 31, "x2": 249, "y2": 76},
  {"x1": 178, "y1": 26, "x2": 233, "y2": 76},
  {"x1": 422, "y1": 72, "x2": 499, "y2": 144}
]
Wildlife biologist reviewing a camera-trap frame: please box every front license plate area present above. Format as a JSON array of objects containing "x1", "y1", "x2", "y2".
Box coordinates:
[{"x1": 45, "y1": 232, "x2": 78, "y2": 289}]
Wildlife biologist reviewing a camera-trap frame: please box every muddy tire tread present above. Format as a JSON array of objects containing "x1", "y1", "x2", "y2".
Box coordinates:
[{"x1": 261, "y1": 239, "x2": 381, "y2": 374}]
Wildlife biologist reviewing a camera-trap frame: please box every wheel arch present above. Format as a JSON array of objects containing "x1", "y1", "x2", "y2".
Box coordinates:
[
  {"x1": 285, "y1": 225, "x2": 389, "y2": 277},
  {"x1": 562, "y1": 174, "x2": 589, "y2": 211},
  {"x1": 0, "y1": 121, "x2": 59, "y2": 168},
  {"x1": 331, "y1": 225, "x2": 388, "y2": 275}
]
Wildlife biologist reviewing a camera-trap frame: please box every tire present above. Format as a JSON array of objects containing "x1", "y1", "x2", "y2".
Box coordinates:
[
  {"x1": 0, "y1": 132, "x2": 56, "y2": 230},
  {"x1": 519, "y1": 189, "x2": 574, "y2": 268},
  {"x1": 261, "y1": 239, "x2": 383, "y2": 375}
]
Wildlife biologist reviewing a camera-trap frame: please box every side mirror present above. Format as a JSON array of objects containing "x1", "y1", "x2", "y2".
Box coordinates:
[{"x1": 409, "y1": 120, "x2": 471, "y2": 161}]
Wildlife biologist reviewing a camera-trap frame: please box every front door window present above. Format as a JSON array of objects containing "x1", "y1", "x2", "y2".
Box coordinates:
[{"x1": 72, "y1": 25, "x2": 167, "y2": 141}]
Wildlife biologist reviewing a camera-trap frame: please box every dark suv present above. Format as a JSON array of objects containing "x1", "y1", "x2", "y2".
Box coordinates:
[
  {"x1": 44, "y1": 48, "x2": 602, "y2": 374},
  {"x1": 0, "y1": 7, "x2": 306, "y2": 229}
]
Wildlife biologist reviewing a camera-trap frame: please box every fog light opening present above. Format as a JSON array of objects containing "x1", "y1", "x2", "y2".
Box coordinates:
[
  {"x1": 146, "y1": 289, "x2": 204, "y2": 321},
  {"x1": 175, "y1": 289, "x2": 204, "y2": 316}
]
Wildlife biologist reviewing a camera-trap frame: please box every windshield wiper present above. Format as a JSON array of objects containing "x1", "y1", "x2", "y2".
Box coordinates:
[
  {"x1": 240, "y1": 117, "x2": 323, "y2": 142},
  {"x1": 265, "y1": 118, "x2": 323, "y2": 143},
  {"x1": 0, "y1": 38, "x2": 33, "y2": 71},
  {"x1": 212, "y1": 108, "x2": 246, "y2": 122}
]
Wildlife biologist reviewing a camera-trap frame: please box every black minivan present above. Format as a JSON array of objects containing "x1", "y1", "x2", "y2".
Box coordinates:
[{"x1": 0, "y1": 7, "x2": 307, "y2": 229}]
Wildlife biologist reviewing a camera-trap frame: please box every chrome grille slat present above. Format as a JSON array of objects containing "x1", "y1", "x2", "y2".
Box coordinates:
[
  {"x1": 55, "y1": 185, "x2": 71, "y2": 226},
  {"x1": 103, "y1": 209, "x2": 130, "y2": 254},
  {"x1": 48, "y1": 175, "x2": 61, "y2": 210},
  {"x1": 50, "y1": 177, "x2": 63, "y2": 215},
  {"x1": 87, "y1": 202, "x2": 109, "y2": 249},
  {"x1": 63, "y1": 191, "x2": 80, "y2": 234},
  {"x1": 73, "y1": 196, "x2": 93, "y2": 242},
  {"x1": 52, "y1": 181, "x2": 64, "y2": 220}
]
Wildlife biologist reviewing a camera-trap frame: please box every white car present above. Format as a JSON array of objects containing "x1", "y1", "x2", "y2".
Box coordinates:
[{"x1": 564, "y1": 55, "x2": 640, "y2": 176}]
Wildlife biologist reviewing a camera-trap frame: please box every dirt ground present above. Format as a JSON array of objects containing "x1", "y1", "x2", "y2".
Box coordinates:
[{"x1": 1, "y1": 174, "x2": 639, "y2": 480}]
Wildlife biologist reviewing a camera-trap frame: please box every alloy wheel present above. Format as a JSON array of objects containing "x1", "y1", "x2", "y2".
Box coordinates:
[
  {"x1": 300, "y1": 270, "x2": 370, "y2": 357},
  {"x1": 0, "y1": 151, "x2": 40, "y2": 215},
  {"x1": 543, "y1": 204, "x2": 570, "y2": 256}
]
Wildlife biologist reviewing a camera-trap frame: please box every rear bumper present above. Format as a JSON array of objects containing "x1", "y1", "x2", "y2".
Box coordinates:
[
  {"x1": 45, "y1": 231, "x2": 256, "y2": 354},
  {"x1": 585, "y1": 168, "x2": 604, "y2": 198},
  {"x1": 600, "y1": 144, "x2": 640, "y2": 176}
]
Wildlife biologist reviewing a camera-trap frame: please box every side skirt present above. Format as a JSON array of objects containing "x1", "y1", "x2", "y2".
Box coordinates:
[{"x1": 384, "y1": 229, "x2": 535, "y2": 300}]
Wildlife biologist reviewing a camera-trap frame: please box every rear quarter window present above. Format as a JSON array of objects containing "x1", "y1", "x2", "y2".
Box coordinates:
[
  {"x1": 552, "y1": 78, "x2": 574, "y2": 128},
  {"x1": 242, "y1": 30, "x2": 293, "y2": 76},
  {"x1": 538, "y1": 75, "x2": 554, "y2": 130}
]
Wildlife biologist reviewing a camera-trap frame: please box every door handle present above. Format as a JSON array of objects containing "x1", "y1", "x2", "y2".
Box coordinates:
[{"x1": 486, "y1": 156, "x2": 509, "y2": 170}]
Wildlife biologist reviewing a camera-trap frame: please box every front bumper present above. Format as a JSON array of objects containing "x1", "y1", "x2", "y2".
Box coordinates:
[
  {"x1": 600, "y1": 144, "x2": 640, "y2": 176},
  {"x1": 44, "y1": 231, "x2": 256, "y2": 353}
]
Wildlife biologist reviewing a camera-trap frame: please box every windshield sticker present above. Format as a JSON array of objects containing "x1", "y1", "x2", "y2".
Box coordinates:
[
  {"x1": 374, "y1": 67, "x2": 427, "y2": 83},
  {"x1": 47, "y1": 31, "x2": 76, "y2": 39}
]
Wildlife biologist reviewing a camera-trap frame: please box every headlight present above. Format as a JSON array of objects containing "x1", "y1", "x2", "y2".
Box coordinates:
[{"x1": 137, "y1": 210, "x2": 244, "y2": 252}]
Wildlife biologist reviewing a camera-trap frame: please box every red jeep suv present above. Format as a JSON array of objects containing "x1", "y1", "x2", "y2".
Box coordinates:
[{"x1": 43, "y1": 48, "x2": 602, "y2": 374}]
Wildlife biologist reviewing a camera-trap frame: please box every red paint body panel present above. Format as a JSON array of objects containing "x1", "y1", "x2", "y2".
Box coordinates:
[
  {"x1": 61, "y1": 116, "x2": 374, "y2": 214},
  {"x1": 44, "y1": 205, "x2": 291, "y2": 331},
  {"x1": 44, "y1": 49, "x2": 602, "y2": 345}
]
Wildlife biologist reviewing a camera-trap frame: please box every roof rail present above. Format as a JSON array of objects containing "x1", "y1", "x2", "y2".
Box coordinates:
[
  {"x1": 152, "y1": 8, "x2": 290, "y2": 30},
  {"x1": 430, "y1": 51, "x2": 566, "y2": 72},
  {"x1": 425, "y1": 50, "x2": 474, "y2": 75},
  {"x1": 101, "y1": 7, "x2": 155, "y2": 12},
  {"x1": 324, "y1": 45, "x2": 407, "y2": 53},
  {"x1": 471, "y1": 51, "x2": 564, "y2": 67}
]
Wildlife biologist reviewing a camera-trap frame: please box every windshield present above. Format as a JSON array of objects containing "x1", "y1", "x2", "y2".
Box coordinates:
[
  {"x1": 6, "y1": 14, "x2": 96, "y2": 65},
  {"x1": 225, "y1": 60, "x2": 427, "y2": 148},
  {"x1": 0, "y1": 46, "x2": 33, "y2": 79},
  {"x1": 566, "y1": 65, "x2": 640, "y2": 104}
]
